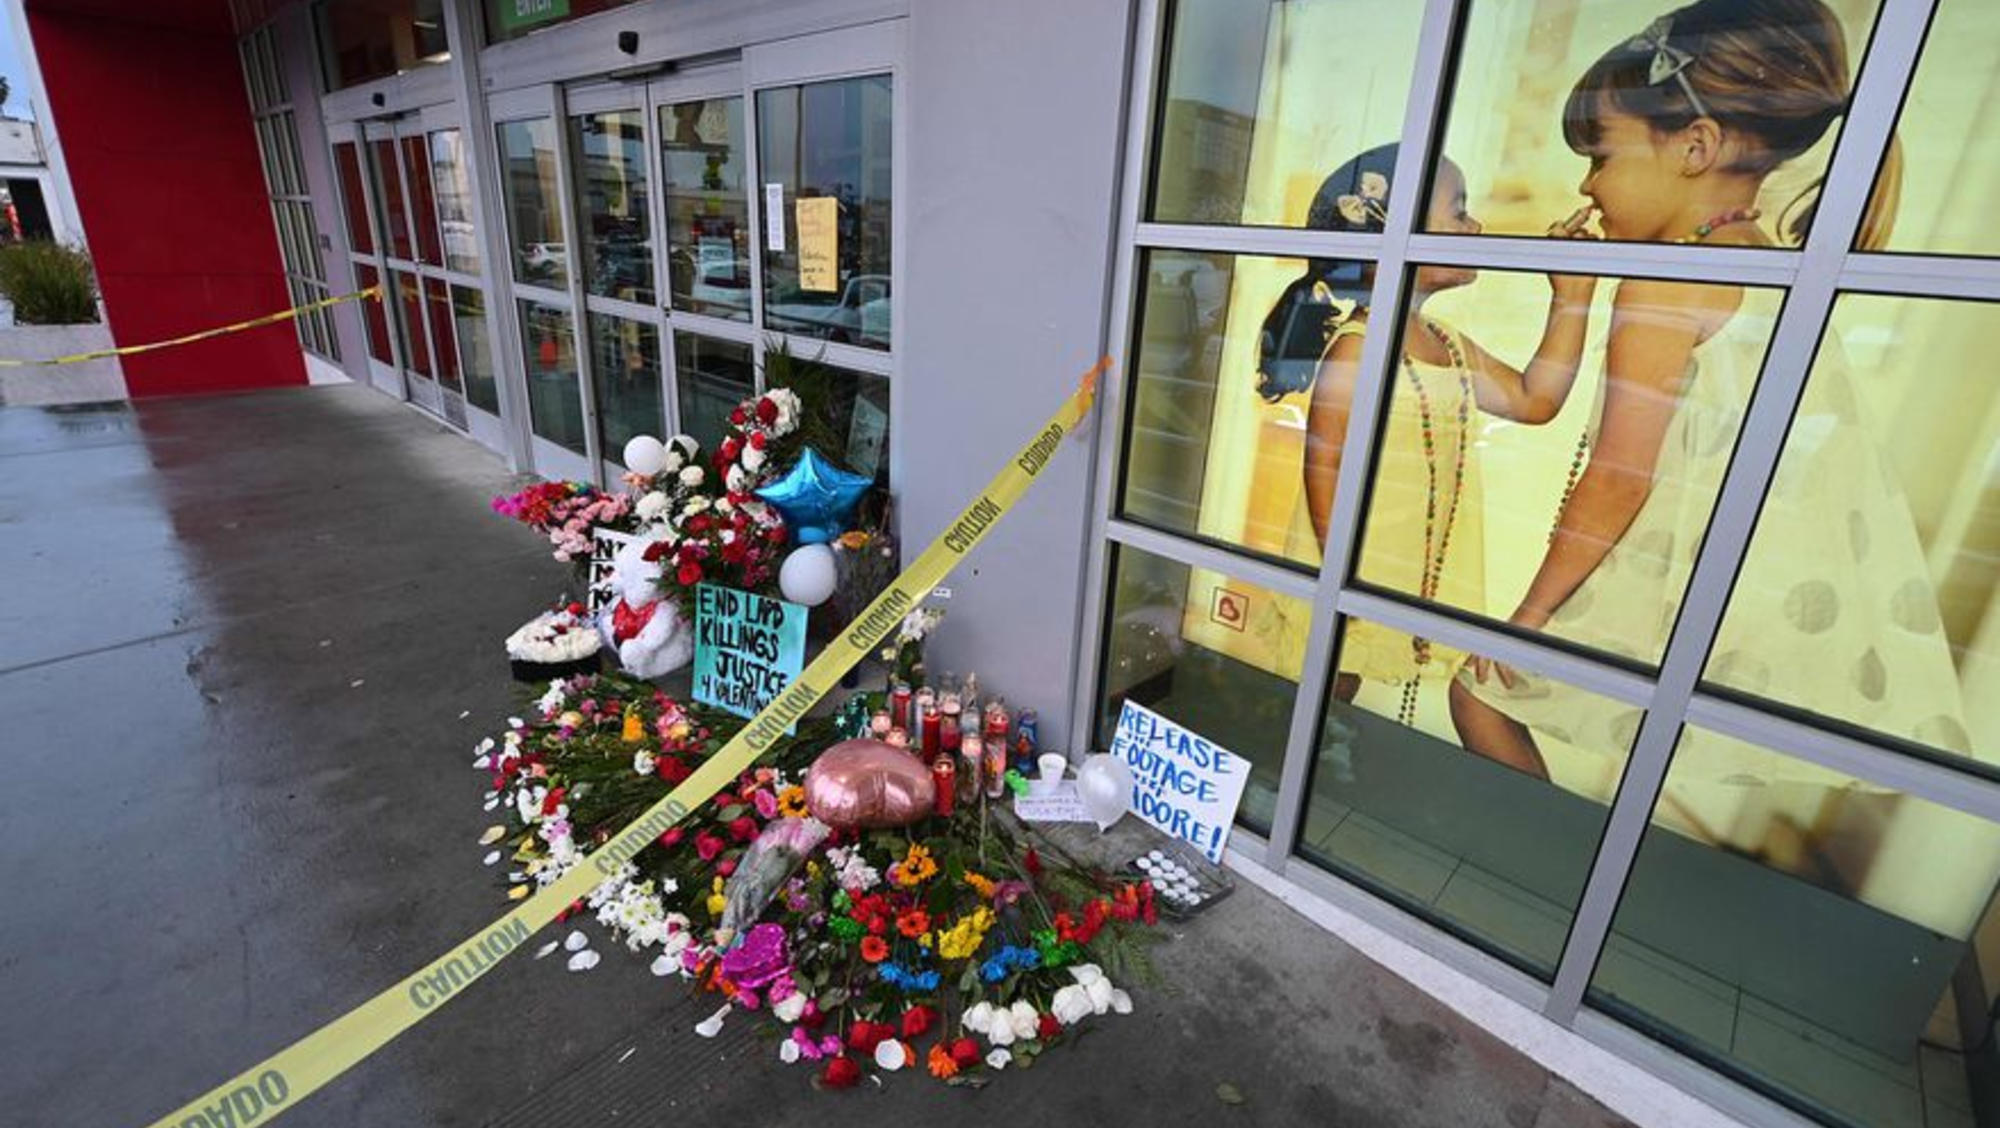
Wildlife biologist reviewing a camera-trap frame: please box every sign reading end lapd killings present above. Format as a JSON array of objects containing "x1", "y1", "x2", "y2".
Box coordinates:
[
  {"x1": 1108, "y1": 700, "x2": 1249, "y2": 864},
  {"x1": 693, "y1": 584, "x2": 807, "y2": 727}
]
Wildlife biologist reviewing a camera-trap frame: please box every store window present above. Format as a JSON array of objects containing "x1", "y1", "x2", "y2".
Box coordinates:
[
  {"x1": 453, "y1": 287, "x2": 499, "y2": 414},
  {"x1": 1428, "y1": 0, "x2": 1882, "y2": 245},
  {"x1": 483, "y1": 0, "x2": 638, "y2": 45},
  {"x1": 757, "y1": 75, "x2": 893, "y2": 349},
  {"x1": 356, "y1": 264, "x2": 392, "y2": 364},
  {"x1": 1352, "y1": 267, "x2": 1780, "y2": 671},
  {"x1": 1096, "y1": 543, "x2": 1312, "y2": 836},
  {"x1": 1709, "y1": 293, "x2": 2000, "y2": 772},
  {"x1": 391, "y1": 271, "x2": 432, "y2": 377},
  {"x1": 1869, "y1": 0, "x2": 2000, "y2": 255},
  {"x1": 429, "y1": 130, "x2": 481, "y2": 275},
  {"x1": 402, "y1": 135, "x2": 441, "y2": 267},
  {"x1": 334, "y1": 142, "x2": 374, "y2": 256},
  {"x1": 822, "y1": 365, "x2": 892, "y2": 486},
  {"x1": 661, "y1": 97, "x2": 750, "y2": 321},
  {"x1": 672, "y1": 335, "x2": 754, "y2": 456},
  {"x1": 423, "y1": 279, "x2": 462, "y2": 394},
  {"x1": 1120, "y1": 248, "x2": 1332, "y2": 569},
  {"x1": 1146, "y1": 0, "x2": 1425, "y2": 227},
  {"x1": 1301, "y1": 617, "x2": 1637, "y2": 975},
  {"x1": 370, "y1": 137, "x2": 413, "y2": 262},
  {"x1": 497, "y1": 118, "x2": 568, "y2": 288},
  {"x1": 319, "y1": 0, "x2": 449, "y2": 92},
  {"x1": 572, "y1": 110, "x2": 653, "y2": 305},
  {"x1": 1589, "y1": 725, "x2": 2000, "y2": 1128},
  {"x1": 521, "y1": 302, "x2": 585, "y2": 455},
  {"x1": 588, "y1": 314, "x2": 662, "y2": 462}
]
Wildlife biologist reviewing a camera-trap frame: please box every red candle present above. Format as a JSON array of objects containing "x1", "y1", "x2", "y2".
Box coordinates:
[
  {"x1": 890, "y1": 682, "x2": 913, "y2": 732},
  {"x1": 921, "y1": 704, "x2": 942, "y2": 762},
  {"x1": 932, "y1": 757, "x2": 956, "y2": 817}
]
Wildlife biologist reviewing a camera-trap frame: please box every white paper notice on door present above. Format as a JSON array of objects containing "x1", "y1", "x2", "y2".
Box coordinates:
[{"x1": 763, "y1": 183, "x2": 787, "y2": 253}]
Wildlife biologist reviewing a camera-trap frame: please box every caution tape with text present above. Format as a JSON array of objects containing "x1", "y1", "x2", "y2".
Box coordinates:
[
  {"x1": 0, "y1": 285, "x2": 382, "y2": 368},
  {"x1": 139, "y1": 357, "x2": 1108, "y2": 1128}
]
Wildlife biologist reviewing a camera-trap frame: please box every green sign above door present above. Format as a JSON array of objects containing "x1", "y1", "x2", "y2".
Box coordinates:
[{"x1": 496, "y1": 0, "x2": 570, "y2": 33}]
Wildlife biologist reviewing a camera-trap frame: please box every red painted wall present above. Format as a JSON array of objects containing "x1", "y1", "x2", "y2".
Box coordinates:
[{"x1": 27, "y1": 5, "x2": 305, "y2": 397}]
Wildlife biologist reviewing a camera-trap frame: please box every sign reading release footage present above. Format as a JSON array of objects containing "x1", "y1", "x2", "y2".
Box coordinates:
[
  {"x1": 1108, "y1": 701, "x2": 1250, "y2": 864},
  {"x1": 693, "y1": 584, "x2": 807, "y2": 725}
]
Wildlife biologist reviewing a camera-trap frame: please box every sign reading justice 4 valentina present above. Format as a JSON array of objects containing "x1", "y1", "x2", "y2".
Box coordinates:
[
  {"x1": 1108, "y1": 700, "x2": 1249, "y2": 864},
  {"x1": 692, "y1": 585, "x2": 807, "y2": 725}
]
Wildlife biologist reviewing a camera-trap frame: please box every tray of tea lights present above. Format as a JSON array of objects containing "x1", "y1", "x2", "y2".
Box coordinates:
[{"x1": 1126, "y1": 845, "x2": 1232, "y2": 919}]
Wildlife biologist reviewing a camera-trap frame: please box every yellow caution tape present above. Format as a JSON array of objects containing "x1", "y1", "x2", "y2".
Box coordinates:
[
  {"x1": 138, "y1": 358, "x2": 1108, "y2": 1128},
  {"x1": 0, "y1": 285, "x2": 382, "y2": 368}
]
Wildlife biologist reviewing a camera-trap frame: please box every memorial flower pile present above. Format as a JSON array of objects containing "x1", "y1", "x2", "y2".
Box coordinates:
[
  {"x1": 473, "y1": 672, "x2": 1158, "y2": 1089},
  {"x1": 490, "y1": 480, "x2": 634, "y2": 562}
]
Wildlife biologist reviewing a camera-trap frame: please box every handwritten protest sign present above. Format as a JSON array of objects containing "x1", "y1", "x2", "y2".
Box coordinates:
[
  {"x1": 1108, "y1": 701, "x2": 1249, "y2": 864},
  {"x1": 586, "y1": 528, "x2": 637, "y2": 614},
  {"x1": 692, "y1": 584, "x2": 807, "y2": 724},
  {"x1": 796, "y1": 196, "x2": 839, "y2": 293},
  {"x1": 1013, "y1": 782, "x2": 1092, "y2": 824}
]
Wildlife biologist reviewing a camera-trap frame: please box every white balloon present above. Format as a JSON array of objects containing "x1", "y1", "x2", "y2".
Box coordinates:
[
  {"x1": 778, "y1": 544, "x2": 838, "y2": 607},
  {"x1": 1075, "y1": 753, "x2": 1136, "y2": 831},
  {"x1": 622, "y1": 434, "x2": 669, "y2": 476}
]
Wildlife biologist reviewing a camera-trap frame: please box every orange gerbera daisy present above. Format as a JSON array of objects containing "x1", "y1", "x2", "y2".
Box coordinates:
[
  {"x1": 927, "y1": 1042, "x2": 959, "y2": 1080},
  {"x1": 860, "y1": 935, "x2": 890, "y2": 963},
  {"x1": 896, "y1": 909, "x2": 931, "y2": 939}
]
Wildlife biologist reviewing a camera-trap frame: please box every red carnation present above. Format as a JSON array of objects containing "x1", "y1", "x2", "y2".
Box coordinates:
[
  {"x1": 748, "y1": 431, "x2": 767, "y2": 451},
  {"x1": 694, "y1": 832, "x2": 725, "y2": 861},
  {"x1": 719, "y1": 438, "x2": 741, "y2": 463},
  {"x1": 900, "y1": 1005, "x2": 937, "y2": 1040},
  {"x1": 756, "y1": 397, "x2": 779, "y2": 426},
  {"x1": 1038, "y1": 1012, "x2": 1062, "y2": 1041},
  {"x1": 717, "y1": 857, "x2": 737, "y2": 878},
  {"x1": 642, "y1": 540, "x2": 671, "y2": 562},
  {"x1": 540, "y1": 787, "x2": 566, "y2": 816},
  {"x1": 655, "y1": 756, "x2": 692, "y2": 784},
  {"x1": 729, "y1": 405, "x2": 748, "y2": 426},
  {"x1": 686, "y1": 513, "x2": 712, "y2": 534},
  {"x1": 658, "y1": 827, "x2": 685, "y2": 847},
  {"x1": 847, "y1": 1020, "x2": 891, "y2": 1054},
  {"x1": 728, "y1": 815, "x2": 759, "y2": 843},
  {"x1": 821, "y1": 1055, "x2": 861, "y2": 1089},
  {"x1": 677, "y1": 562, "x2": 704, "y2": 586},
  {"x1": 948, "y1": 1037, "x2": 981, "y2": 1068}
]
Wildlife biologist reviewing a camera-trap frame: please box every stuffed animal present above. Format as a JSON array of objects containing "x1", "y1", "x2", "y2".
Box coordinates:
[{"x1": 596, "y1": 533, "x2": 694, "y2": 678}]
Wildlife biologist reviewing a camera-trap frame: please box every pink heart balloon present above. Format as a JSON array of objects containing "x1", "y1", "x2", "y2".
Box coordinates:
[{"x1": 805, "y1": 739, "x2": 936, "y2": 829}]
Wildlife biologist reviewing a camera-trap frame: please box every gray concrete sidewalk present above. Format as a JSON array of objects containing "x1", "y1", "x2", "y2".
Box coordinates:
[{"x1": 0, "y1": 385, "x2": 1631, "y2": 1128}]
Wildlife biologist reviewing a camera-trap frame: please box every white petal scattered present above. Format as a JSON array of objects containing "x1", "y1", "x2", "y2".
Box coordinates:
[
  {"x1": 318, "y1": 639, "x2": 332, "y2": 648},
  {"x1": 478, "y1": 825, "x2": 507, "y2": 845},
  {"x1": 617, "y1": 1046, "x2": 637, "y2": 1064},
  {"x1": 650, "y1": 954, "x2": 678, "y2": 977},
  {"x1": 459, "y1": 710, "x2": 472, "y2": 720},
  {"x1": 473, "y1": 755, "x2": 491, "y2": 770},
  {"x1": 986, "y1": 1048, "x2": 1012, "y2": 1071},
  {"x1": 564, "y1": 929, "x2": 589, "y2": 952},
  {"x1": 483, "y1": 797, "x2": 501, "y2": 811},
  {"x1": 778, "y1": 1039, "x2": 801, "y2": 1064},
  {"x1": 534, "y1": 941, "x2": 560, "y2": 960},
  {"x1": 481, "y1": 849, "x2": 502, "y2": 866},
  {"x1": 695, "y1": 1005, "x2": 730, "y2": 1037},
  {"x1": 566, "y1": 949, "x2": 601, "y2": 972},
  {"x1": 508, "y1": 871, "x2": 526, "y2": 884},
  {"x1": 349, "y1": 679, "x2": 365, "y2": 689}
]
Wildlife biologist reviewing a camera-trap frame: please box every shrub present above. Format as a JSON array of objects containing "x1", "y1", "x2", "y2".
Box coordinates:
[{"x1": 0, "y1": 241, "x2": 98, "y2": 325}]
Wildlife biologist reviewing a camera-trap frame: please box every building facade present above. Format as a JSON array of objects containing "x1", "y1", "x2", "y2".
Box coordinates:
[{"x1": 21, "y1": 1, "x2": 2000, "y2": 1127}]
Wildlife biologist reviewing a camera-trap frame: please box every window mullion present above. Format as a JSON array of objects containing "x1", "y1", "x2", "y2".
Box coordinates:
[
  {"x1": 1262, "y1": 0, "x2": 1468, "y2": 872},
  {"x1": 1539, "y1": 0, "x2": 1945, "y2": 1025}
]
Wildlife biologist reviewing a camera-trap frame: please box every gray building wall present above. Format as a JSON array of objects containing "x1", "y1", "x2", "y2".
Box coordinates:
[{"x1": 901, "y1": 2, "x2": 1134, "y2": 750}]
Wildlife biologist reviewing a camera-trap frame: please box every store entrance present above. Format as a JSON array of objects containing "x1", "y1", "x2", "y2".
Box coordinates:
[{"x1": 331, "y1": 110, "x2": 482, "y2": 430}]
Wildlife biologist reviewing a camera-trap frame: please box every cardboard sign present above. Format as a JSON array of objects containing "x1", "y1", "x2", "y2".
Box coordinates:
[
  {"x1": 692, "y1": 584, "x2": 807, "y2": 724},
  {"x1": 1013, "y1": 782, "x2": 1092, "y2": 824},
  {"x1": 1108, "y1": 701, "x2": 1249, "y2": 864},
  {"x1": 586, "y1": 528, "x2": 637, "y2": 614},
  {"x1": 796, "y1": 196, "x2": 839, "y2": 293}
]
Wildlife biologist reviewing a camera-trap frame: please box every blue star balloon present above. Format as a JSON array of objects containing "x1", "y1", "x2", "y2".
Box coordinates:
[{"x1": 755, "y1": 447, "x2": 872, "y2": 545}]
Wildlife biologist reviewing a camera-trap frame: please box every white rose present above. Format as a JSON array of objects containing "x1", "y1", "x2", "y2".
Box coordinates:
[
  {"x1": 679, "y1": 466, "x2": 704, "y2": 487},
  {"x1": 1085, "y1": 976, "x2": 1116, "y2": 1015},
  {"x1": 662, "y1": 450, "x2": 684, "y2": 473},
  {"x1": 986, "y1": 1017, "x2": 1016, "y2": 1047},
  {"x1": 715, "y1": 496, "x2": 735, "y2": 514},
  {"x1": 772, "y1": 992, "x2": 807, "y2": 1024},
  {"x1": 632, "y1": 750, "x2": 656, "y2": 776},
  {"x1": 742, "y1": 446, "x2": 766, "y2": 472},
  {"x1": 1050, "y1": 984, "x2": 1094, "y2": 1025},
  {"x1": 963, "y1": 1001, "x2": 996, "y2": 1034},
  {"x1": 635, "y1": 491, "x2": 671, "y2": 523},
  {"x1": 1008, "y1": 1000, "x2": 1039, "y2": 1040}
]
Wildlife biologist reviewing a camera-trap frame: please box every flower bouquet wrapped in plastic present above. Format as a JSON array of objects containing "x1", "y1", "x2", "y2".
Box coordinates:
[{"x1": 715, "y1": 816, "x2": 830, "y2": 947}]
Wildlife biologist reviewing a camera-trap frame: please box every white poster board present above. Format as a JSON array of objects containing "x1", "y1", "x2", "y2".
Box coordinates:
[
  {"x1": 1108, "y1": 700, "x2": 1250, "y2": 864},
  {"x1": 586, "y1": 528, "x2": 637, "y2": 614}
]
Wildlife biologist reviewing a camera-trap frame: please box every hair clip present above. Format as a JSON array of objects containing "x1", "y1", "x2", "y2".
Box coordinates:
[{"x1": 1628, "y1": 15, "x2": 1711, "y2": 119}]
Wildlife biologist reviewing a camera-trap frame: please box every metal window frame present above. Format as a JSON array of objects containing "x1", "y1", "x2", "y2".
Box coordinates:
[{"x1": 1078, "y1": 0, "x2": 2000, "y2": 1124}]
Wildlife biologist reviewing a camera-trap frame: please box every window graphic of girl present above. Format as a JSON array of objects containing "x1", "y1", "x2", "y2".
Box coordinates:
[
  {"x1": 1259, "y1": 145, "x2": 1595, "y2": 718},
  {"x1": 1452, "y1": 0, "x2": 1970, "y2": 778}
]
